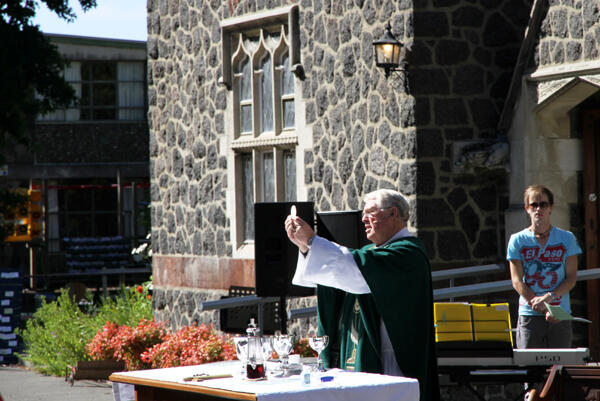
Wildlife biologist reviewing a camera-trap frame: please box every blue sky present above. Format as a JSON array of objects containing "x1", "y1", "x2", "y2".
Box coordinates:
[{"x1": 32, "y1": 0, "x2": 147, "y2": 41}]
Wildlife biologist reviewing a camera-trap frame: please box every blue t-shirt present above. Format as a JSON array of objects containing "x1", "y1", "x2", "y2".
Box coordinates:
[{"x1": 507, "y1": 227, "x2": 582, "y2": 316}]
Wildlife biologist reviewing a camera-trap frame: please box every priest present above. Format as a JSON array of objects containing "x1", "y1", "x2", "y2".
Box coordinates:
[{"x1": 284, "y1": 189, "x2": 439, "y2": 401}]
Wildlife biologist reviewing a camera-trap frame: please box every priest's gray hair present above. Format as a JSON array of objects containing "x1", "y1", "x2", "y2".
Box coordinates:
[{"x1": 364, "y1": 189, "x2": 410, "y2": 222}]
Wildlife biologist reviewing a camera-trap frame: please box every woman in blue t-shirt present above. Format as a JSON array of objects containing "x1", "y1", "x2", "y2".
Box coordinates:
[{"x1": 507, "y1": 184, "x2": 582, "y2": 348}]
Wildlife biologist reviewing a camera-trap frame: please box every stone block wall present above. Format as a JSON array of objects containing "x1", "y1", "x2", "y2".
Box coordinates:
[
  {"x1": 153, "y1": 285, "x2": 318, "y2": 335},
  {"x1": 147, "y1": 0, "x2": 532, "y2": 270},
  {"x1": 147, "y1": 0, "x2": 535, "y2": 326},
  {"x1": 147, "y1": 0, "x2": 231, "y2": 260},
  {"x1": 34, "y1": 122, "x2": 149, "y2": 163},
  {"x1": 411, "y1": 1, "x2": 531, "y2": 266},
  {"x1": 535, "y1": 1, "x2": 600, "y2": 66}
]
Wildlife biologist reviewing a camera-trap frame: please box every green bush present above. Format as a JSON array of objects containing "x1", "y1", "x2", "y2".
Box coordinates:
[
  {"x1": 92, "y1": 283, "x2": 153, "y2": 327},
  {"x1": 18, "y1": 283, "x2": 153, "y2": 376}
]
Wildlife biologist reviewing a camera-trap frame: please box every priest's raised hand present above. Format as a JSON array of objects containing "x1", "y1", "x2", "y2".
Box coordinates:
[{"x1": 284, "y1": 214, "x2": 314, "y2": 254}]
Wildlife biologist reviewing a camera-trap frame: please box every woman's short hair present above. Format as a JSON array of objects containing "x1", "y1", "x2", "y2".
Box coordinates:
[
  {"x1": 364, "y1": 189, "x2": 410, "y2": 222},
  {"x1": 524, "y1": 184, "x2": 554, "y2": 206}
]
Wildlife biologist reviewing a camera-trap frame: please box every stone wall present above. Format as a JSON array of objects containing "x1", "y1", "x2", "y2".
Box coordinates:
[
  {"x1": 535, "y1": 1, "x2": 600, "y2": 67},
  {"x1": 34, "y1": 122, "x2": 149, "y2": 163},
  {"x1": 147, "y1": 0, "x2": 535, "y2": 324},
  {"x1": 147, "y1": 0, "x2": 231, "y2": 260},
  {"x1": 147, "y1": 0, "x2": 532, "y2": 272},
  {"x1": 411, "y1": 1, "x2": 531, "y2": 265},
  {"x1": 153, "y1": 285, "x2": 318, "y2": 335}
]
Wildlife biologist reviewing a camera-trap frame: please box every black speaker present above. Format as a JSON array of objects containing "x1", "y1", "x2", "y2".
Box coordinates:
[
  {"x1": 316, "y1": 210, "x2": 370, "y2": 249},
  {"x1": 254, "y1": 202, "x2": 315, "y2": 297}
]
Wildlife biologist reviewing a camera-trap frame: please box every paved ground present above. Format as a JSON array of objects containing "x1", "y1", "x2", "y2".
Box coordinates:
[{"x1": 0, "y1": 365, "x2": 114, "y2": 401}]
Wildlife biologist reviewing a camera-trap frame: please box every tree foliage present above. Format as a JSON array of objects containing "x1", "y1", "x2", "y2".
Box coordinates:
[
  {"x1": 0, "y1": 0, "x2": 97, "y2": 162},
  {"x1": 0, "y1": 1, "x2": 97, "y2": 239}
]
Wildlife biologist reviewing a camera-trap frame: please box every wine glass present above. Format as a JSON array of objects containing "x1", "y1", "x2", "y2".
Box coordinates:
[
  {"x1": 259, "y1": 336, "x2": 273, "y2": 376},
  {"x1": 273, "y1": 333, "x2": 294, "y2": 371},
  {"x1": 233, "y1": 337, "x2": 249, "y2": 376},
  {"x1": 261, "y1": 336, "x2": 274, "y2": 361},
  {"x1": 309, "y1": 335, "x2": 329, "y2": 371}
]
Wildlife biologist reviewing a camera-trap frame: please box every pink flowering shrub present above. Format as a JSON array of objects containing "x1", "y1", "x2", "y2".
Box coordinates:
[
  {"x1": 87, "y1": 321, "x2": 234, "y2": 370},
  {"x1": 141, "y1": 323, "x2": 236, "y2": 369},
  {"x1": 85, "y1": 321, "x2": 121, "y2": 361},
  {"x1": 86, "y1": 319, "x2": 167, "y2": 370}
]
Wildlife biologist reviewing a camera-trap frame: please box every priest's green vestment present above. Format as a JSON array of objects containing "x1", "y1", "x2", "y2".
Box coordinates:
[{"x1": 317, "y1": 237, "x2": 439, "y2": 401}]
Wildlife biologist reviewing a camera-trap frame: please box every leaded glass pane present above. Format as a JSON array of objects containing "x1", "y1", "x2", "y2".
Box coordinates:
[
  {"x1": 262, "y1": 152, "x2": 274, "y2": 202},
  {"x1": 243, "y1": 36, "x2": 260, "y2": 54},
  {"x1": 240, "y1": 58, "x2": 251, "y2": 101},
  {"x1": 281, "y1": 53, "x2": 294, "y2": 95},
  {"x1": 242, "y1": 154, "x2": 254, "y2": 241},
  {"x1": 283, "y1": 99, "x2": 294, "y2": 129},
  {"x1": 259, "y1": 55, "x2": 273, "y2": 132},
  {"x1": 241, "y1": 104, "x2": 252, "y2": 133},
  {"x1": 264, "y1": 31, "x2": 281, "y2": 50},
  {"x1": 238, "y1": 56, "x2": 252, "y2": 134},
  {"x1": 284, "y1": 151, "x2": 296, "y2": 201}
]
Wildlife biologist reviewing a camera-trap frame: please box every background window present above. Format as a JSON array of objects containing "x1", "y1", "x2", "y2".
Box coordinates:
[
  {"x1": 80, "y1": 61, "x2": 117, "y2": 120},
  {"x1": 57, "y1": 181, "x2": 118, "y2": 237},
  {"x1": 38, "y1": 61, "x2": 146, "y2": 122},
  {"x1": 230, "y1": 26, "x2": 298, "y2": 248},
  {"x1": 118, "y1": 62, "x2": 146, "y2": 120}
]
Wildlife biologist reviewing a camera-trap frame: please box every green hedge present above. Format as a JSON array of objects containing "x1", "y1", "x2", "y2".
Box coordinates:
[{"x1": 18, "y1": 283, "x2": 152, "y2": 376}]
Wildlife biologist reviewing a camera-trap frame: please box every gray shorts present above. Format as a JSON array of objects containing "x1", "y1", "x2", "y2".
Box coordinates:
[{"x1": 517, "y1": 315, "x2": 572, "y2": 349}]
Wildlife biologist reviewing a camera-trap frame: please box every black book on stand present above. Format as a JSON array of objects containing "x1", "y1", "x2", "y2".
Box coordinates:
[{"x1": 254, "y1": 202, "x2": 315, "y2": 298}]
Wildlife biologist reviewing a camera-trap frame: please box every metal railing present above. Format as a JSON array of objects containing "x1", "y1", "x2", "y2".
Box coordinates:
[
  {"x1": 197, "y1": 263, "x2": 508, "y2": 322},
  {"x1": 199, "y1": 265, "x2": 600, "y2": 323},
  {"x1": 286, "y1": 267, "x2": 600, "y2": 320}
]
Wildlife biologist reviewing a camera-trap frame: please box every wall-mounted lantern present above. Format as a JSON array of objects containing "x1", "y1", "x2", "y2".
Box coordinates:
[{"x1": 372, "y1": 22, "x2": 403, "y2": 78}]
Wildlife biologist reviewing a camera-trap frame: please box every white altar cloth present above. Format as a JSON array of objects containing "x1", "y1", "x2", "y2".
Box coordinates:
[{"x1": 111, "y1": 360, "x2": 420, "y2": 401}]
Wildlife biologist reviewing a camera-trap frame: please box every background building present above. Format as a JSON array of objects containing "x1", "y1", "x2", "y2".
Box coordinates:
[{"x1": 1, "y1": 34, "x2": 151, "y2": 291}]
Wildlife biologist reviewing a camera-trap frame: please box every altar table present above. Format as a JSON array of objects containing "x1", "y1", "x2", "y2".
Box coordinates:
[{"x1": 109, "y1": 360, "x2": 420, "y2": 401}]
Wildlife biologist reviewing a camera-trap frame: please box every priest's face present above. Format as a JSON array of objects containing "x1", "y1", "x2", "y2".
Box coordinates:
[{"x1": 361, "y1": 200, "x2": 398, "y2": 246}]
